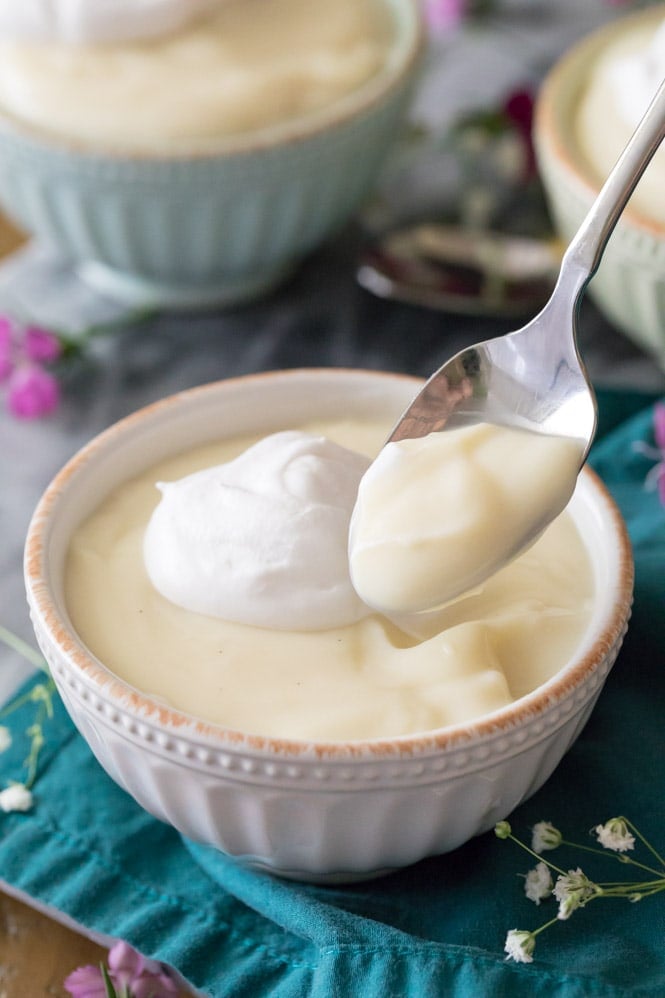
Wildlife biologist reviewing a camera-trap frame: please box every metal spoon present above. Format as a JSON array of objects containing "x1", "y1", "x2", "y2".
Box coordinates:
[{"x1": 388, "y1": 77, "x2": 665, "y2": 453}]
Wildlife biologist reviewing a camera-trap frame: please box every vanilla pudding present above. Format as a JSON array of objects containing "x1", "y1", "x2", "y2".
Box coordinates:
[
  {"x1": 349, "y1": 423, "x2": 584, "y2": 615},
  {"x1": 65, "y1": 417, "x2": 594, "y2": 742},
  {"x1": 576, "y1": 14, "x2": 665, "y2": 224},
  {"x1": 0, "y1": 0, "x2": 395, "y2": 151}
]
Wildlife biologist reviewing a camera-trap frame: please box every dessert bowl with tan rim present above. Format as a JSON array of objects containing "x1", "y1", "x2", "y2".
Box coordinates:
[
  {"x1": 534, "y1": 5, "x2": 665, "y2": 367},
  {"x1": 24, "y1": 369, "x2": 633, "y2": 882}
]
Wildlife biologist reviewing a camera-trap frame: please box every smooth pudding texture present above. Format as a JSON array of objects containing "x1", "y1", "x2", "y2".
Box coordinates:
[
  {"x1": 576, "y1": 17, "x2": 665, "y2": 225},
  {"x1": 0, "y1": 0, "x2": 394, "y2": 150},
  {"x1": 65, "y1": 419, "x2": 594, "y2": 742},
  {"x1": 349, "y1": 422, "x2": 584, "y2": 615}
]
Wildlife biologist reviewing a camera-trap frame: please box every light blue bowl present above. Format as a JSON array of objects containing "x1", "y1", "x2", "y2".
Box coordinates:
[{"x1": 0, "y1": 0, "x2": 423, "y2": 308}]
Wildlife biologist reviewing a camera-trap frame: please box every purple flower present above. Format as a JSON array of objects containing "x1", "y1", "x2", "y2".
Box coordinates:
[
  {"x1": 653, "y1": 402, "x2": 665, "y2": 453},
  {"x1": 635, "y1": 401, "x2": 665, "y2": 505},
  {"x1": 6, "y1": 364, "x2": 60, "y2": 419},
  {"x1": 503, "y1": 88, "x2": 536, "y2": 179},
  {"x1": 64, "y1": 940, "x2": 178, "y2": 998},
  {"x1": 0, "y1": 317, "x2": 12, "y2": 381}
]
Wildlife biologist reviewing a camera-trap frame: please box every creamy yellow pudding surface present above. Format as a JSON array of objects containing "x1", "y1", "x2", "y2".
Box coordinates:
[
  {"x1": 576, "y1": 20, "x2": 665, "y2": 225},
  {"x1": 349, "y1": 423, "x2": 583, "y2": 614},
  {"x1": 65, "y1": 418, "x2": 595, "y2": 741},
  {"x1": 0, "y1": 0, "x2": 394, "y2": 150}
]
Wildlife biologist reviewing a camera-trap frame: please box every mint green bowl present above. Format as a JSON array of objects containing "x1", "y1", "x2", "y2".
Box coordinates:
[{"x1": 0, "y1": 0, "x2": 422, "y2": 308}]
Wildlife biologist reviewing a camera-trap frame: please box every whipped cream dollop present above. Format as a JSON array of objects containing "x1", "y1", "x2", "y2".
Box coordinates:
[
  {"x1": 603, "y1": 18, "x2": 665, "y2": 131},
  {"x1": 576, "y1": 15, "x2": 665, "y2": 224},
  {"x1": 144, "y1": 431, "x2": 371, "y2": 631},
  {"x1": 0, "y1": 0, "x2": 225, "y2": 45}
]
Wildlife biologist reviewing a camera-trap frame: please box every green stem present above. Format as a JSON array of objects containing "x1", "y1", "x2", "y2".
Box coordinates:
[
  {"x1": 623, "y1": 817, "x2": 665, "y2": 871},
  {"x1": 531, "y1": 916, "x2": 560, "y2": 938},
  {"x1": 0, "y1": 624, "x2": 47, "y2": 671},
  {"x1": 508, "y1": 835, "x2": 568, "y2": 876},
  {"x1": 560, "y1": 838, "x2": 664, "y2": 878}
]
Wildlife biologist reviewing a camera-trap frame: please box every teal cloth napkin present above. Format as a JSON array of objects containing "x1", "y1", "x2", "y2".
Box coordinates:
[{"x1": 1, "y1": 390, "x2": 664, "y2": 998}]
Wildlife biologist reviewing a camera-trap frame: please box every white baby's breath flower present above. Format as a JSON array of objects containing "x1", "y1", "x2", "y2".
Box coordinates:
[
  {"x1": 531, "y1": 821, "x2": 562, "y2": 854},
  {"x1": 0, "y1": 783, "x2": 33, "y2": 813},
  {"x1": 504, "y1": 929, "x2": 535, "y2": 963},
  {"x1": 553, "y1": 868, "x2": 597, "y2": 920},
  {"x1": 524, "y1": 862, "x2": 553, "y2": 905},
  {"x1": 0, "y1": 726, "x2": 11, "y2": 753},
  {"x1": 594, "y1": 818, "x2": 635, "y2": 853}
]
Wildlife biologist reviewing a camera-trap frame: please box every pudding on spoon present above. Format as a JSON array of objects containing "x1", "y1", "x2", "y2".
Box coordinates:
[{"x1": 350, "y1": 76, "x2": 665, "y2": 615}]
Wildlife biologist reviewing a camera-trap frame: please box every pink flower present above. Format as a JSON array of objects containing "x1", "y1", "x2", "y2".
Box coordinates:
[
  {"x1": 108, "y1": 941, "x2": 178, "y2": 998},
  {"x1": 63, "y1": 963, "x2": 110, "y2": 998},
  {"x1": 24, "y1": 325, "x2": 63, "y2": 363},
  {"x1": 6, "y1": 364, "x2": 60, "y2": 419},
  {"x1": 64, "y1": 941, "x2": 178, "y2": 998},
  {"x1": 424, "y1": 0, "x2": 468, "y2": 34},
  {"x1": 0, "y1": 315, "x2": 63, "y2": 417}
]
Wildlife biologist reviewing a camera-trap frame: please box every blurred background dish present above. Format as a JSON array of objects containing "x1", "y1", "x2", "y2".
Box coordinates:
[
  {"x1": 534, "y1": 4, "x2": 665, "y2": 368},
  {"x1": 0, "y1": 0, "x2": 423, "y2": 308}
]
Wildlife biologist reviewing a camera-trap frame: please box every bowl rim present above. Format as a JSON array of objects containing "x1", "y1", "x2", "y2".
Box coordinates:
[
  {"x1": 24, "y1": 368, "x2": 634, "y2": 760},
  {"x1": 0, "y1": 0, "x2": 424, "y2": 161},
  {"x1": 534, "y1": 3, "x2": 665, "y2": 238}
]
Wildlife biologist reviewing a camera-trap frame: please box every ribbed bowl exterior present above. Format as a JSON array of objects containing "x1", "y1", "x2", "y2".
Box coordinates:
[{"x1": 35, "y1": 615, "x2": 623, "y2": 881}]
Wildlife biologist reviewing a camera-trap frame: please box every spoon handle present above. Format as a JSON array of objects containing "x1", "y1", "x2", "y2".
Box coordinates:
[{"x1": 562, "y1": 75, "x2": 665, "y2": 285}]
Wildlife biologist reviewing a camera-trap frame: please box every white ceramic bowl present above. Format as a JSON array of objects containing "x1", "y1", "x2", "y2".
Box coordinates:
[
  {"x1": 0, "y1": 1, "x2": 422, "y2": 309},
  {"x1": 24, "y1": 369, "x2": 633, "y2": 882},
  {"x1": 534, "y1": 6, "x2": 665, "y2": 367}
]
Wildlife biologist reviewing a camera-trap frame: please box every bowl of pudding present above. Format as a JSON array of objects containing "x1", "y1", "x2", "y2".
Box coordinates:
[
  {"x1": 24, "y1": 369, "x2": 633, "y2": 882},
  {"x1": 0, "y1": 0, "x2": 422, "y2": 308},
  {"x1": 534, "y1": 4, "x2": 665, "y2": 366}
]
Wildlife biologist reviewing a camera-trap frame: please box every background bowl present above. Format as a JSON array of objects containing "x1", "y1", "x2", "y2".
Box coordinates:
[
  {"x1": 534, "y1": 5, "x2": 665, "y2": 367},
  {"x1": 0, "y1": 0, "x2": 422, "y2": 309},
  {"x1": 24, "y1": 369, "x2": 633, "y2": 882}
]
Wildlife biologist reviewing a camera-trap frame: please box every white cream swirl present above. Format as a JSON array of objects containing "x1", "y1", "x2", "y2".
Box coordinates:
[
  {"x1": 604, "y1": 18, "x2": 665, "y2": 131},
  {"x1": 144, "y1": 431, "x2": 371, "y2": 631},
  {"x1": 0, "y1": 0, "x2": 225, "y2": 45},
  {"x1": 576, "y1": 15, "x2": 665, "y2": 224}
]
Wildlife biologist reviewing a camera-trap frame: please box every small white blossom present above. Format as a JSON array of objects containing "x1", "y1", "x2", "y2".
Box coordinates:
[
  {"x1": 504, "y1": 929, "x2": 535, "y2": 963},
  {"x1": 524, "y1": 862, "x2": 553, "y2": 905},
  {"x1": 0, "y1": 783, "x2": 33, "y2": 813},
  {"x1": 0, "y1": 726, "x2": 11, "y2": 753},
  {"x1": 553, "y1": 868, "x2": 596, "y2": 920},
  {"x1": 594, "y1": 818, "x2": 635, "y2": 854},
  {"x1": 531, "y1": 821, "x2": 562, "y2": 854}
]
